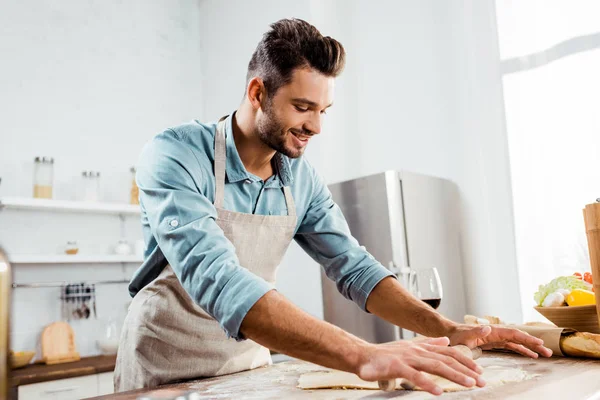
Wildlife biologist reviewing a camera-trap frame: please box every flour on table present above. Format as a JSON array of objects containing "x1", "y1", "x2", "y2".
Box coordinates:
[{"x1": 297, "y1": 364, "x2": 534, "y2": 392}]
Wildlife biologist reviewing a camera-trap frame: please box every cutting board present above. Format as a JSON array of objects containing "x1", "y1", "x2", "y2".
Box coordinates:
[{"x1": 41, "y1": 322, "x2": 80, "y2": 365}]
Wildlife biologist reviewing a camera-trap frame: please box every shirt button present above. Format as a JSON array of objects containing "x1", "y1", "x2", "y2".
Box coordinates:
[
  {"x1": 245, "y1": 179, "x2": 252, "y2": 184},
  {"x1": 170, "y1": 219, "x2": 179, "y2": 228}
]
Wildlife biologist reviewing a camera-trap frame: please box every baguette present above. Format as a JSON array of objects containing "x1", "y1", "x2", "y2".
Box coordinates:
[{"x1": 560, "y1": 332, "x2": 600, "y2": 359}]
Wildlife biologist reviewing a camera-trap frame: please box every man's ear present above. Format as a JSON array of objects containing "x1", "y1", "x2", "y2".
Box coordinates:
[{"x1": 246, "y1": 77, "x2": 266, "y2": 110}]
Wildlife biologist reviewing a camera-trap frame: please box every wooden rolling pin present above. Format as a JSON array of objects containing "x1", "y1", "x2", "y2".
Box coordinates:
[
  {"x1": 583, "y1": 199, "x2": 600, "y2": 329},
  {"x1": 378, "y1": 345, "x2": 482, "y2": 391}
]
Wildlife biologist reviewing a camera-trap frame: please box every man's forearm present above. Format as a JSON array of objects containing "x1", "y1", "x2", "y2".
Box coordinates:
[
  {"x1": 366, "y1": 276, "x2": 457, "y2": 337},
  {"x1": 239, "y1": 290, "x2": 370, "y2": 374}
]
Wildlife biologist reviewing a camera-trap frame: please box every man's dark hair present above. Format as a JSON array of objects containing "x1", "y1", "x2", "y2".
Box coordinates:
[{"x1": 246, "y1": 18, "x2": 346, "y2": 98}]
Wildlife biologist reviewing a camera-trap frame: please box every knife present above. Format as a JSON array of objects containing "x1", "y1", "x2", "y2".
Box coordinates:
[{"x1": 378, "y1": 345, "x2": 482, "y2": 392}]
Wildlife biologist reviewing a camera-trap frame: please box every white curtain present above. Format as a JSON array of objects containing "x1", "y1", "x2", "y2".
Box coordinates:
[{"x1": 495, "y1": 0, "x2": 600, "y2": 321}]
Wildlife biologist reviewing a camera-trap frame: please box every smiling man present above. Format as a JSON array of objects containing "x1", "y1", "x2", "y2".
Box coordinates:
[{"x1": 114, "y1": 18, "x2": 551, "y2": 395}]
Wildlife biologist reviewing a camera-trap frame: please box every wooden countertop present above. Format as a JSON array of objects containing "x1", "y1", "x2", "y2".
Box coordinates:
[
  {"x1": 10, "y1": 355, "x2": 116, "y2": 387},
  {"x1": 90, "y1": 353, "x2": 600, "y2": 400}
]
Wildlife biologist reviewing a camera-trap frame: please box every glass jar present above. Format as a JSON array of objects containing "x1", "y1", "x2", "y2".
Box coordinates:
[
  {"x1": 33, "y1": 156, "x2": 54, "y2": 199},
  {"x1": 65, "y1": 241, "x2": 79, "y2": 255},
  {"x1": 130, "y1": 167, "x2": 139, "y2": 205},
  {"x1": 81, "y1": 171, "x2": 100, "y2": 202},
  {"x1": 97, "y1": 317, "x2": 120, "y2": 355}
]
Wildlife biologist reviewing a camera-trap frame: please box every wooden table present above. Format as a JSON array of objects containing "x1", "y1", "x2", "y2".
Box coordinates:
[{"x1": 91, "y1": 353, "x2": 600, "y2": 400}]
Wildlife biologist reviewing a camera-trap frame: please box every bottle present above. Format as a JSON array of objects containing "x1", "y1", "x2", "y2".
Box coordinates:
[
  {"x1": 81, "y1": 171, "x2": 101, "y2": 202},
  {"x1": 33, "y1": 157, "x2": 54, "y2": 199},
  {"x1": 130, "y1": 167, "x2": 139, "y2": 205}
]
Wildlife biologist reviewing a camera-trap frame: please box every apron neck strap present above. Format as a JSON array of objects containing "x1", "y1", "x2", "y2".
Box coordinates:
[
  {"x1": 283, "y1": 186, "x2": 296, "y2": 217},
  {"x1": 214, "y1": 116, "x2": 296, "y2": 217},
  {"x1": 214, "y1": 118, "x2": 227, "y2": 209}
]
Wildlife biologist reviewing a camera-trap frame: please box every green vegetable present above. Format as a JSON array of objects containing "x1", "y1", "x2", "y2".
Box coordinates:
[{"x1": 534, "y1": 276, "x2": 591, "y2": 306}]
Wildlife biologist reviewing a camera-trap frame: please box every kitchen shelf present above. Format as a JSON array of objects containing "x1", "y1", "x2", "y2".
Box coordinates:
[
  {"x1": 8, "y1": 254, "x2": 143, "y2": 264},
  {"x1": 0, "y1": 197, "x2": 141, "y2": 216}
]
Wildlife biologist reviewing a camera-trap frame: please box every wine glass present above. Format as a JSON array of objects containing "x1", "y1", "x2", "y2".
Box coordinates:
[{"x1": 410, "y1": 267, "x2": 443, "y2": 310}]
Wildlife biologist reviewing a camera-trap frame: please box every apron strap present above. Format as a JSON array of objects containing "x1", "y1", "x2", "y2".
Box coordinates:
[
  {"x1": 283, "y1": 186, "x2": 296, "y2": 217},
  {"x1": 214, "y1": 118, "x2": 227, "y2": 209}
]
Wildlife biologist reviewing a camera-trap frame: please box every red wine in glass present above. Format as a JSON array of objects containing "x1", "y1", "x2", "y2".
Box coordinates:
[
  {"x1": 411, "y1": 267, "x2": 443, "y2": 310},
  {"x1": 422, "y1": 298, "x2": 441, "y2": 310}
]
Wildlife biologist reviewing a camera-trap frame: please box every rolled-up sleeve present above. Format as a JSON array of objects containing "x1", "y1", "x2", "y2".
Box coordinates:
[
  {"x1": 137, "y1": 130, "x2": 273, "y2": 340},
  {"x1": 294, "y1": 169, "x2": 394, "y2": 311}
]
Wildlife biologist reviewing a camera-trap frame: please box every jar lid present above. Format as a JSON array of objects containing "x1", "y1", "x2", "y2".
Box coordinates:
[
  {"x1": 82, "y1": 171, "x2": 100, "y2": 177},
  {"x1": 130, "y1": 166, "x2": 136, "y2": 173},
  {"x1": 42, "y1": 157, "x2": 54, "y2": 164}
]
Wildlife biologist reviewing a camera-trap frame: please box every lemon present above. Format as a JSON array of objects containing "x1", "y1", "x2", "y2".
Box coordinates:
[{"x1": 565, "y1": 289, "x2": 596, "y2": 306}]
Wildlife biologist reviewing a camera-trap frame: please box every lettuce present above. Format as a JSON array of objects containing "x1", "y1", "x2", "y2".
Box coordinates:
[{"x1": 534, "y1": 276, "x2": 591, "y2": 306}]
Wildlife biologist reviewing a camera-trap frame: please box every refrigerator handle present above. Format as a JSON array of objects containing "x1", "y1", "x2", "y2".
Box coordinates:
[{"x1": 389, "y1": 261, "x2": 418, "y2": 340}]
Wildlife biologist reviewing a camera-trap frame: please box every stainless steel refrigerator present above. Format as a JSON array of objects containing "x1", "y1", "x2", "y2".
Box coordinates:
[{"x1": 322, "y1": 170, "x2": 467, "y2": 342}]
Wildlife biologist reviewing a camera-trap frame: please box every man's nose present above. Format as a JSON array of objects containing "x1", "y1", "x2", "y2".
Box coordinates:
[{"x1": 303, "y1": 112, "x2": 323, "y2": 136}]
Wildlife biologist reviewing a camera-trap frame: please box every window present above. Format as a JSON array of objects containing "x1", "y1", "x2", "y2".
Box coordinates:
[{"x1": 496, "y1": 0, "x2": 600, "y2": 320}]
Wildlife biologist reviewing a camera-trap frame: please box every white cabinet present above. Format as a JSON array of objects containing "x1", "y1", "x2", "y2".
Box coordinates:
[
  {"x1": 18, "y1": 372, "x2": 115, "y2": 399},
  {"x1": 97, "y1": 372, "x2": 115, "y2": 396},
  {"x1": 18, "y1": 375, "x2": 98, "y2": 400}
]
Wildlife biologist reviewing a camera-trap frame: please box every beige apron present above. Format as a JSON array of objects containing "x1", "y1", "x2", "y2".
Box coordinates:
[{"x1": 114, "y1": 117, "x2": 297, "y2": 391}]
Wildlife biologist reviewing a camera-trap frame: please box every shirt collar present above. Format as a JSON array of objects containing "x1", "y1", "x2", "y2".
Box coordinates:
[{"x1": 223, "y1": 112, "x2": 294, "y2": 186}]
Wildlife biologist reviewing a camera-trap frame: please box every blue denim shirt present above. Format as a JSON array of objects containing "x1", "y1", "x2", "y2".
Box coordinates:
[{"x1": 130, "y1": 113, "x2": 394, "y2": 340}]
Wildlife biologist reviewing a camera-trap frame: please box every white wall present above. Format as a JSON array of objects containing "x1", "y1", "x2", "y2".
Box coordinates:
[
  {"x1": 1, "y1": 0, "x2": 524, "y2": 359},
  {"x1": 443, "y1": 0, "x2": 522, "y2": 322},
  {"x1": 0, "y1": 0, "x2": 205, "y2": 356}
]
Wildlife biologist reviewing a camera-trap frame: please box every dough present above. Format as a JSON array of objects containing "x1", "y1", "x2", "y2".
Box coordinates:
[{"x1": 297, "y1": 363, "x2": 531, "y2": 392}]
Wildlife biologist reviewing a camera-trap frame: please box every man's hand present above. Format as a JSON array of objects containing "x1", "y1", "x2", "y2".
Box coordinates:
[
  {"x1": 356, "y1": 336, "x2": 486, "y2": 396},
  {"x1": 366, "y1": 277, "x2": 553, "y2": 359},
  {"x1": 241, "y1": 291, "x2": 484, "y2": 397},
  {"x1": 447, "y1": 324, "x2": 553, "y2": 358}
]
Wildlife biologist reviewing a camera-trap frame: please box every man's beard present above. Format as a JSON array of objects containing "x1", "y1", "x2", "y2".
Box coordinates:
[{"x1": 256, "y1": 102, "x2": 304, "y2": 159}]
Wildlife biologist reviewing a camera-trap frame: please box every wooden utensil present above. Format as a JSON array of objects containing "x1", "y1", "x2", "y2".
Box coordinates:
[
  {"x1": 583, "y1": 199, "x2": 600, "y2": 331},
  {"x1": 41, "y1": 321, "x2": 80, "y2": 365},
  {"x1": 378, "y1": 345, "x2": 482, "y2": 391}
]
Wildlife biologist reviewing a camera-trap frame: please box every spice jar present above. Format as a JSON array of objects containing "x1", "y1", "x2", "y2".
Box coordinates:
[
  {"x1": 130, "y1": 167, "x2": 139, "y2": 205},
  {"x1": 33, "y1": 156, "x2": 54, "y2": 199},
  {"x1": 81, "y1": 171, "x2": 101, "y2": 202},
  {"x1": 65, "y1": 241, "x2": 79, "y2": 255}
]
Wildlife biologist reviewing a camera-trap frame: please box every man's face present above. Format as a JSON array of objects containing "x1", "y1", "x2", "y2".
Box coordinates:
[{"x1": 256, "y1": 67, "x2": 335, "y2": 158}]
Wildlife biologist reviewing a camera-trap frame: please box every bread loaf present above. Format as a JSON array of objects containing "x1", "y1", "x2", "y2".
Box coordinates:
[{"x1": 560, "y1": 332, "x2": 600, "y2": 359}]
